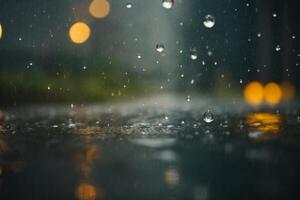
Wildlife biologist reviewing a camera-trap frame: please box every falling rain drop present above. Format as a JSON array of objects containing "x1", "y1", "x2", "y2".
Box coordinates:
[
  {"x1": 126, "y1": 3, "x2": 132, "y2": 8},
  {"x1": 186, "y1": 96, "x2": 191, "y2": 102},
  {"x1": 202, "y1": 110, "x2": 214, "y2": 123},
  {"x1": 190, "y1": 49, "x2": 198, "y2": 60},
  {"x1": 162, "y1": 0, "x2": 174, "y2": 9},
  {"x1": 275, "y1": 45, "x2": 281, "y2": 51},
  {"x1": 203, "y1": 15, "x2": 215, "y2": 28},
  {"x1": 156, "y1": 44, "x2": 165, "y2": 52},
  {"x1": 257, "y1": 33, "x2": 262, "y2": 38}
]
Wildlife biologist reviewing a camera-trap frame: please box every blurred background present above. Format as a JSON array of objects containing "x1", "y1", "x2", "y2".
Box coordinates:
[{"x1": 0, "y1": 0, "x2": 299, "y2": 105}]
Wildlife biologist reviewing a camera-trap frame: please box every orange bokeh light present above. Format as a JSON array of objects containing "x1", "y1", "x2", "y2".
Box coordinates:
[
  {"x1": 89, "y1": 0, "x2": 110, "y2": 19},
  {"x1": 264, "y1": 82, "x2": 282, "y2": 106},
  {"x1": 280, "y1": 81, "x2": 295, "y2": 101},
  {"x1": 244, "y1": 81, "x2": 264, "y2": 106},
  {"x1": 69, "y1": 22, "x2": 91, "y2": 44},
  {"x1": 0, "y1": 23, "x2": 2, "y2": 39},
  {"x1": 75, "y1": 183, "x2": 97, "y2": 200}
]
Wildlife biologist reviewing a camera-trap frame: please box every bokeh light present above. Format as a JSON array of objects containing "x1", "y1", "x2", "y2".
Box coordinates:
[
  {"x1": 244, "y1": 81, "x2": 264, "y2": 106},
  {"x1": 164, "y1": 168, "x2": 179, "y2": 187},
  {"x1": 89, "y1": 0, "x2": 110, "y2": 19},
  {"x1": 264, "y1": 82, "x2": 282, "y2": 106},
  {"x1": 0, "y1": 23, "x2": 2, "y2": 40},
  {"x1": 280, "y1": 81, "x2": 295, "y2": 101},
  {"x1": 69, "y1": 22, "x2": 91, "y2": 44},
  {"x1": 75, "y1": 182, "x2": 97, "y2": 200}
]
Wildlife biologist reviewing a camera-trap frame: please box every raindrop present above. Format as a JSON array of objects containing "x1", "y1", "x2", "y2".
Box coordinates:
[
  {"x1": 186, "y1": 95, "x2": 191, "y2": 102},
  {"x1": 207, "y1": 51, "x2": 213, "y2": 56},
  {"x1": 202, "y1": 110, "x2": 214, "y2": 123},
  {"x1": 203, "y1": 14, "x2": 215, "y2": 28},
  {"x1": 126, "y1": 3, "x2": 132, "y2": 8},
  {"x1": 272, "y1": 13, "x2": 277, "y2": 18},
  {"x1": 275, "y1": 45, "x2": 281, "y2": 51},
  {"x1": 190, "y1": 48, "x2": 198, "y2": 60},
  {"x1": 156, "y1": 43, "x2": 165, "y2": 52},
  {"x1": 162, "y1": 0, "x2": 174, "y2": 9},
  {"x1": 257, "y1": 33, "x2": 262, "y2": 37}
]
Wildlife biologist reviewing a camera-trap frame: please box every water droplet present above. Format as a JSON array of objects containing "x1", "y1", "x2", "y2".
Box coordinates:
[
  {"x1": 272, "y1": 13, "x2": 277, "y2": 18},
  {"x1": 207, "y1": 51, "x2": 213, "y2": 56},
  {"x1": 186, "y1": 95, "x2": 191, "y2": 102},
  {"x1": 126, "y1": 3, "x2": 132, "y2": 8},
  {"x1": 156, "y1": 43, "x2": 165, "y2": 52},
  {"x1": 275, "y1": 45, "x2": 281, "y2": 51},
  {"x1": 190, "y1": 79, "x2": 195, "y2": 84},
  {"x1": 257, "y1": 33, "x2": 262, "y2": 37},
  {"x1": 162, "y1": 0, "x2": 174, "y2": 9},
  {"x1": 202, "y1": 110, "x2": 214, "y2": 123},
  {"x1": 190, "y1": 48, "x2": 198, "y2": 60},
  {"x1": 203, "y1": 14, "x2": 215, "y2": 28}
]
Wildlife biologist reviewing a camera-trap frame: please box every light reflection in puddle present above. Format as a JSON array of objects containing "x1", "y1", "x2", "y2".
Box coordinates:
[
  {"x1": 73, "y1": 145, "x2": 101, "y2": 178},
  {"x1": 75, "y1": 182, "x2": 103, "y2": 200},
  {"x1": 130, "y1": 138, "x2": 176, "y2": 148},
  {"x1": 154, "y1": 150, "x2": 178, "y2": 162},
  {"x1": 246, "y1": 113, "x2": 282, "y2": 139},
  {"x1": 164, "y1": 167, "x2": 180, "y2": 188},
  {"x1": 73, "y1": 145, "x2": 104, "y2": 200}
]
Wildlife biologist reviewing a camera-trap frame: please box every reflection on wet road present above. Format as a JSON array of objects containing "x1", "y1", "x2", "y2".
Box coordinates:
[{"x1": 0, "y1": 96, "x2": 300, "y2": 200}]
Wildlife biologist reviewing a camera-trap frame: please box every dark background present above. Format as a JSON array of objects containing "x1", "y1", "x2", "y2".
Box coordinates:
[{"x1": 0, "y1": 0, "x2": 299, "y2": 104}]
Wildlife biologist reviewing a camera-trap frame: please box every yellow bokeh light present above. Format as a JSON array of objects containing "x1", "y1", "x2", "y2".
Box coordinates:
[
  {"x1": 264, "y1": 82, "x2": 282, "y2": 106},
  {"x1": 246, "y1": 113, "x2": 282, "y2": 134},
  {"x1": 69, "y1": 22, "x2": 91, "y2": 44},
  {"x1": 244, "y1": 81, "x2": 264, "y2": 106},
  {"x1": 89, "y1": 0, "x2": 110, "y2": 19},
  {"x1": 0, "y1": 23, "x2": 2, "y2": 40},
  {"x1": 75, "y1": 183, "x2": 97, "y2": 200},
  {"x1": 280, "y1": 81, "x2": 295, "y2": 101}
]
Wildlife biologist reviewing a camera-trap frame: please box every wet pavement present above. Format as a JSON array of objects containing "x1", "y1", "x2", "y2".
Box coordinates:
[{"x1": 1, "y1": 96, "x2": 300, "y2": 200}]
